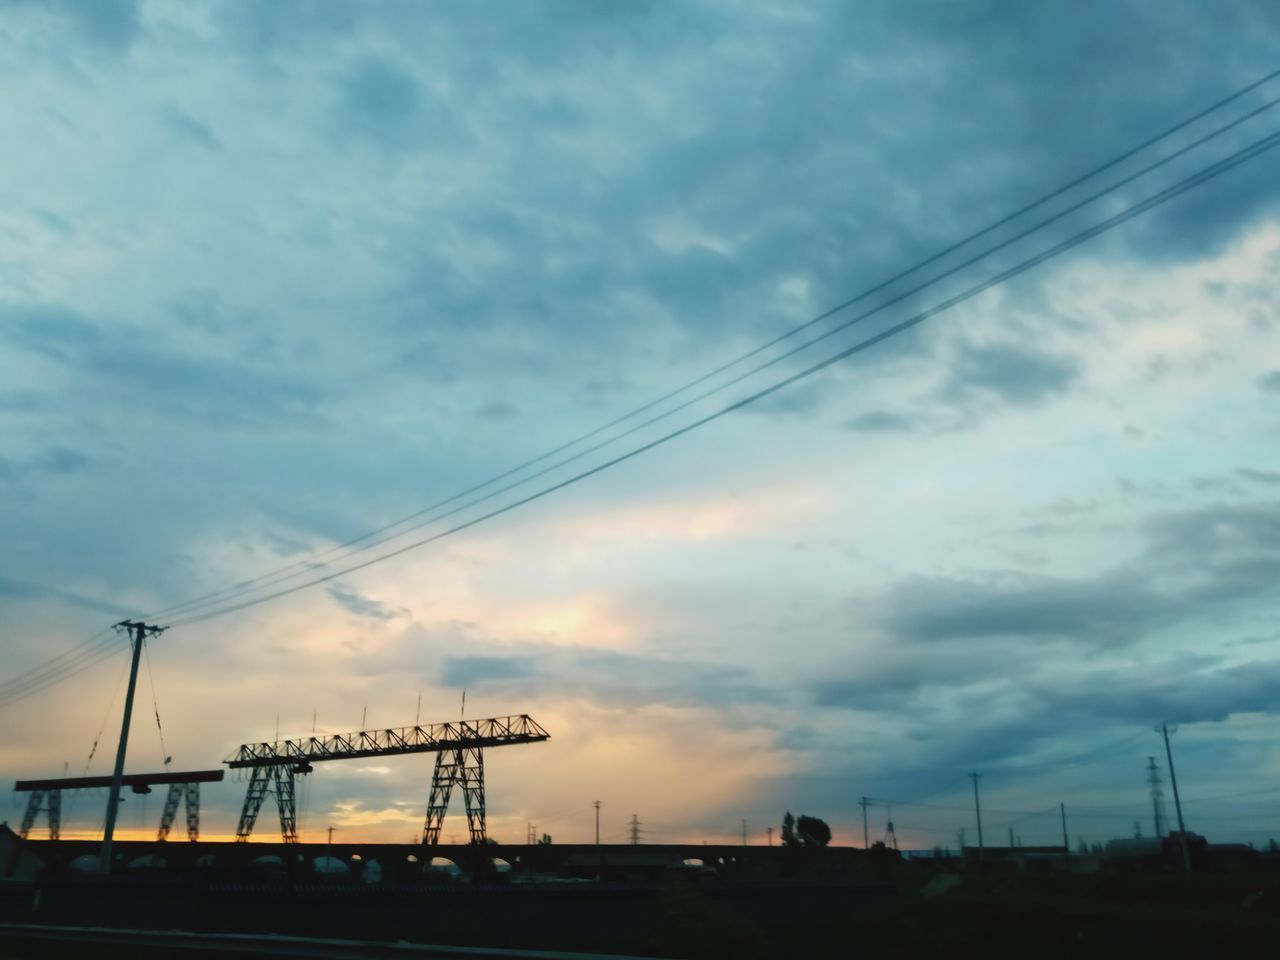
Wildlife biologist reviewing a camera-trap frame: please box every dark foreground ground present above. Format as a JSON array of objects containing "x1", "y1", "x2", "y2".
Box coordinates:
[{"x1": 2, "y1": 870, "x2": 1279, "y2": 958}]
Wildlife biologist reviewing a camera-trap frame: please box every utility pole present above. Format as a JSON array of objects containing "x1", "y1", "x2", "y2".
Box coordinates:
[
  {"x1": 629, "y1": 814, "x2": 641, "y2": 846},
  {"x1": 859, "y1": 796, "x2": 871, "y2": 849},
  {"x1": 101, "y1": 620, "x2": 166, "y2": 875},
  {"x1": 741, "y1": 819, "x2": 748, "y2": 846},
  {"x1": 1147, "y1": 756, "x2": 1167, "y2": 838},
  {"x1": 767, "y1": 826, "x2": 773, "y2": 846},
  {"x1": 969, "y1": 772, "x2": 984, "y2": 863},
  {"x1": 593, "y1": 800, "x2": 601, "y2": 846},
  {"x1": 1159, "y1": 722, "x2": 1191, "y2": 872},
  {"x1": 1060, "y1": 803, "x2": 1069, "y2": 874},
  {"x1": 1009, "y1": 827, "x2": 1015, "y2": 849}
]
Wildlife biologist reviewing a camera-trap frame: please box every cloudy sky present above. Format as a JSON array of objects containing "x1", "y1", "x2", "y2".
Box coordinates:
[{"x1": 2, "y1": 0, "x2": 1278, "y2": 851}]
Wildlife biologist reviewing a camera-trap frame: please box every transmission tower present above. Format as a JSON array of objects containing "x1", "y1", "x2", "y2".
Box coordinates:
[
  {"x1": 629, "y1": 814, "x2": 642, "y2": 846},
  {"x1": 1146, "y1": 756, "x2": 1167, "y2": 839}
]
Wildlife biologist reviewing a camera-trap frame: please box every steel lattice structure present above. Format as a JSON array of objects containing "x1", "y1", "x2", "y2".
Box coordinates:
[
  {"x1": 13, "y1": 770, "x2": 223, "y2": 842},
  {"x1": 226, "y1": 714, "x2": 549, "y2": 846}
]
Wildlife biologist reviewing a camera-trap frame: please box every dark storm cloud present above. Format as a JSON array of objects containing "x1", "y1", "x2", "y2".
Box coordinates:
[
  {"x1": 1, "y1": 303, "x2": 329, "y2": 429},
  {"x1": 34, "y1": 0, "x2": 143, "y2": 51},
  {"x1": 1036, "y1": 658, "x2": 1280, "y2": 726},
  {"x1": 162, "y1": 106, "x2": 222, "y2": 152},
  {"x1": 800, "y1": 652, "x2": 1277, "y2": 821},
  {"x1": 0, "y1": 575, "x2": 128, "y2": 617},
  {"x1": 441, "y1": 655, "x2": 540, "y2": 687},
  {"x1": 884, "y1": 572, "x2": 1161, "y2": 647},
  {"x1": 1240, "y1": 468, "x2": 1280, "y2": 486},
  {"x1": 842, "y1": 410, "x2": 918, "y2": 433},
  {"x1": 876, "y1": 501, "x2": 1280, "y2": 649},
  {"x1": 0, "y1": 447, "x2": 91, "y2": 484},
  {"x1": 941, "y1": 341, "x2": 1082, "y2": 405},
  {"x1": 839, "y1": 409, "x2": 921, "y2": 432},
  {"x1": 812, "y1": 497, "x2": 1280, "y2": 723},
  {"x1": 335, "y1": 57, "x2": 456, "y2": 150},
  {"x1": 436, "y1": 643, "x2": 778, "y2": 711},
  {"x1": 326, "y1": 585, "x2": 397, "y2": 621}
]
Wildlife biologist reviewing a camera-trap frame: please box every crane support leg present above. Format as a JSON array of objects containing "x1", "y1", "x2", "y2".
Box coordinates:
[
  {"x1": 47, "y1": 790, "x2": 61, "y2": 841},
  {"x1": 235, "y1": 766, "x2": 271, "y2": 842},
  {"x1": 274, "y1": 766, "x2": 298, "y2": 844},
  {"x1": 422, "y1": 750, "x2": 457, "y2": 845},
  {"x1": 185, "y1": 782, "x2": 200, "y2": 842},
  {"x1": 421, "y1": 747, "x2": 487, "y2": 845},
  {"x1": 460, "y1": 747, "x2": 486, "y2": 844},
  {"x1": 158, "y1": 783, "x2": 183, "y2": 841},
  {"x1": 19, "y1": 791, "x2": 43, "y2": 839}
]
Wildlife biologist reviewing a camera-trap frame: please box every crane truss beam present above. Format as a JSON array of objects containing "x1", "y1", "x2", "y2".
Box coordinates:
[{"x1": 225, "y1": 715, "x2": 549, "y2": 768}]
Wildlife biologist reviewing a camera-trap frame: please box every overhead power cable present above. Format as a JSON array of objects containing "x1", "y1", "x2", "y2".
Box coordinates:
[
  {"x1": 139, "y1": 66, "x2": 1280, "y2": 624},
  {"x1": 5, "y1": 69, "x2": 1278, "y2": 702},
  {"x1": 0, "y1": 631, "x2": 128, "y2": 710},
  {"x1": 0, "y1": 626, "x2": 115, "y2": 698},
  {"x1": 153, "y1": 87, "x2": 1280, "y2": 625},
  {"x1": 164, "y1": 127, "x2": 1280, "y2": 627}
]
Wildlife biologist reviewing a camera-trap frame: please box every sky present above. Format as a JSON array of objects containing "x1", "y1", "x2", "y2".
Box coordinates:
[{"x1": 1, "y1": 0, "x2": 1278, "y2": 852}]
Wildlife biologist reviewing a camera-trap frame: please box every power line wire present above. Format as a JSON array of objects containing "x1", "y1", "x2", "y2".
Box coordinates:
[
  {"x1": 135, "y1": 68, "x2": 1280, "y2": 623},
  {"x1": 7, "y1": 68, "x2": 1279, "y2": 699},
  {"x1": 167, "y1": 127, "x2": 1280, "y2": 627},
  {"x1": 159, "y1": 91, "x2": 1280, "y2": 625}
]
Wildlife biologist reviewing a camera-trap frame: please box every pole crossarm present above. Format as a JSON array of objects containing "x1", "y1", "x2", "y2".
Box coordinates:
[
  {"x1": 14, "y1": 769, "x2": 224, "y2": 793},
  {"x1": 225, "y1": 714, "x2": 550, "y2": 769}
]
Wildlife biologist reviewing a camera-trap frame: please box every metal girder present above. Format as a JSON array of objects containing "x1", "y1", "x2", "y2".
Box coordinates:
[
  {"x1": 422, "y1": 747, "x2": 486, "y2": 846},
  {"x1": 226, "y1": 715, "x2": 549, "y2": 768},
  {"x1": 15, "y1": 769, "x2": 224, "y2": 792}
]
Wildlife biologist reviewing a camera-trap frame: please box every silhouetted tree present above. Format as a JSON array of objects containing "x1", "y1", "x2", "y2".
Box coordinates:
[
  {"x1": 796, "y1": 815, "x2": 831, "y2": 847},
  {"x1": 781, "y1": 812, "x2": 797, "y2": 847}
]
